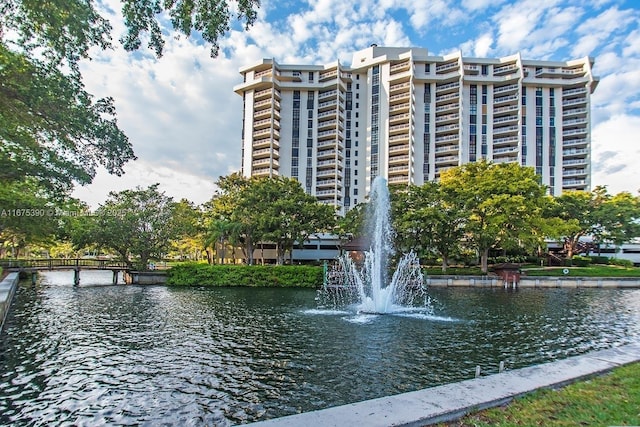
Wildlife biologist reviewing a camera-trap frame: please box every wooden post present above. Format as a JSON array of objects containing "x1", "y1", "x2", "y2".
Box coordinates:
[
  {"x1": 112, "y1": 270, "x2": 118, "y2": 285},
  {"x1": 31, "y1": 271, "x2": 37, "y2": 285},
  {"x1": 73, "y1": 268, "x2": 80, "y2": 286}
]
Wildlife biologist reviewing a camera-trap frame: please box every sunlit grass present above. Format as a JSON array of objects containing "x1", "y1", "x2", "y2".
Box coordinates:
[{"x1": 437, "y1": 362, "x2": 640, "y2": 427}]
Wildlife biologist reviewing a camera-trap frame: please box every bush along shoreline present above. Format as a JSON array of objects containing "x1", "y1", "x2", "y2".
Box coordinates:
[{"x1": 166, "y1": 263, "x2": 324, "y2": 288}]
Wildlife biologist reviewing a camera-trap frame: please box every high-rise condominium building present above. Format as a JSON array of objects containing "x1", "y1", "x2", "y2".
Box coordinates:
[{"x1": 234, "y1": 46, "x2": 599, "y2": 215}]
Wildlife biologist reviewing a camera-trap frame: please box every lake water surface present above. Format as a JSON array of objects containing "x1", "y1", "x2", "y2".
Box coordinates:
[{"x1": 2, "y1": 270, "x2": 640, "y2": 425}]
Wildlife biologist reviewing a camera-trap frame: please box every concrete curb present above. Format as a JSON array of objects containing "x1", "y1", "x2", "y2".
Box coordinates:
[
  {"x1": 0, "y1": 272, "x2": 20, "y2": 332},
  {"x1": 246, "y1": 343, "x2": 640, "y2": 427}
]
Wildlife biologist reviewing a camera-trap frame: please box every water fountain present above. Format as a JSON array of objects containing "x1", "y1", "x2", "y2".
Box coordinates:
[{"x1": 320, "y1": 177, "x2": 427, "y2": 314}]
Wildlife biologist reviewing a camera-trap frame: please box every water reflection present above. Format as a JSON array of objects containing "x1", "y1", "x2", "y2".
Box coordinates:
[{"x1": 1, "y1": 271, "x2": 640, "y2": 425}]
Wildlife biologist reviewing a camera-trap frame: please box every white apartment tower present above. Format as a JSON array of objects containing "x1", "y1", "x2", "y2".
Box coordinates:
[{"x1": 234, "y1": 46, "x2": 599, "y2": 215}]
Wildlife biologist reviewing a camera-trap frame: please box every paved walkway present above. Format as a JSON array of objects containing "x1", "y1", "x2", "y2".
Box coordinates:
[{"x1": 247, "y1": 343, "x2": 640, "y2": 427}]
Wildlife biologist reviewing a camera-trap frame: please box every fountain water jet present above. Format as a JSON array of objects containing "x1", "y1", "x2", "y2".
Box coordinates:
[{"x1": 322, "y1": 177, "x2": 426, "y2": 314}]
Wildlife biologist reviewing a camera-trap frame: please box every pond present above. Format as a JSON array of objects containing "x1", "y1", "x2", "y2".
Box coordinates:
[{"x1": 1, "y1": 270, "x2": 640, "y2": 426}]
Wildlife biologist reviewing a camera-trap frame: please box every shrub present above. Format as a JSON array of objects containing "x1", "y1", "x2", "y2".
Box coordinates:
[
  {"x1": 608, "y1": 258, "x2": 634, "y2": 268},
  {"x1": 589, "y1": 256, "x2": 610, "y2": 265},
  {"x1": 166, "y1": 263, "x2": 324, "y2": 288},
  {"x1": 572, "y1": 255, "x2": 592, "y2": 267}
]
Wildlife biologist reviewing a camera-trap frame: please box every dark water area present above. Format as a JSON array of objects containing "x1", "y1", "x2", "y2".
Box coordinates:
[{"x1": 1, "y1": 270, "x2": 640, "y2": 426}]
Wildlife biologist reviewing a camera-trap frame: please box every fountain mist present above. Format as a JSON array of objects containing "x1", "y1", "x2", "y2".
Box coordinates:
[{"x1": 322, "y1": 177, "x2": 426, "y2": 314}]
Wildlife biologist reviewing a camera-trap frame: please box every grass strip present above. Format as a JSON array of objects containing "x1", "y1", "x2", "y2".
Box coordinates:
[
  {"x1": 437, "y1": 362, "x2": 640, "y2": 427},
  {"x1": 522, "y1": 265, "x2": 640, "y2": 277}
]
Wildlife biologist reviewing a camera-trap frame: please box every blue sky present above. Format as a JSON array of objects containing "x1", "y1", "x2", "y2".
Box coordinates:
[{"x1": 74, "y1": 0, "x2": 640, "y2": 207}]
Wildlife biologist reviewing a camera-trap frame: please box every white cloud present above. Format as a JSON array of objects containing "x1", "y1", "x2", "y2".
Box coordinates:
[
  {"x1": 72, "y1": 162, "x2": 217, "y2": 209},
  {"x1": 591, "y1": 114, "x2": 640, "y2": 194}
]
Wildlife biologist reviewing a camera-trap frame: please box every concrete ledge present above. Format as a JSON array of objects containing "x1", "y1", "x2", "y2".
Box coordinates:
[
  {"x1": 0, "y1": 272, "x2": 20, "y2": 331},
  {"x1": 247, "y1": 343, "x2": 640, "y2": 427}
]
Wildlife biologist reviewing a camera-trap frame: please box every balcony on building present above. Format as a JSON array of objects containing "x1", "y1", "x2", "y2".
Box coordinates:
[
  {"x1": 389, "y1": 81, "x2": 411, "y2": 95},
  {"x1": 535, "y1": 67, "x2": 562, "y2": 78},
  {"x1": 463, "y1": 64, "x2": 479, "y2": 74},
  {"x1": 316, "y1": 179, "x2": 340, "y2": 189},
  {"x1": 389, "y1": 102, "x2": 411, "y2": 114},
  {"x1": 563, "y1": 107, "x2": 588, "y2": 118},
  {"x1": 493, "y1": 63, "x2": 518, "y2": 76},
  {"x1": 435, "y1": 61, "x2": 459, "y2": 74},
  {"x1": 493, "y1": 146, "x2": 519, "y2": 156},
  {"x1": 563, "y1": 157, "x2": 588, "y2": 167},
  {"x1": 319, "y1": 68, "x2": 338, "y2": 81},
  {"x1": 562, "y1": 127, "x2": 587, "y2": 137},
  {"x1": 435, "y1": 92, "x2": 460, "y2": 104},
  {"x1": 316, "y1": 189, "x2": 340, "y2": 200},
  {"x1": 252, "y1": 137, "x2": 276, "y2": 149},
  {"x1": 563, "y1": 178, "x2": 587, "y2": 189},
  {"x1": 388, "y1": 162, "x2": 410, "y2": 174},
  {"x1": 493, "y1": 115, "x2": 518, "y2": 125},
  {"x1": 435, "y1": 102, "x2": 459, "y2": 113},
  {"x1": 388, "y1": 144, "x2": 410, "y2": 155},
  {"x1": 389, "y1": 91, "x2": 411, "y2": 105},
  {"x1": 317, "y1": 99, "x2": 338, "y2": 112},
  {"x1": 563, "y1": 117, "x2": 588, "y2": 128},
  {"x1": 278, "y1": 70, "x2": 302, "y2": 82},
  {"x1": 388, "y1": 175, "x2": 409, "y2": 185},
  {"x1": 562, "y1": 97, "x2": 587, "y2": 108},
  {"x1": 563, "y1": 138, "x2": 588, "y2": 149},
  {"x1": 252, "y1": 157, "x2": 279, "y2": 168},
  {"x1": 390, "y1": 60, "x2": 411, "y2": 74},
  {"x1": 563, "y1": 168, "x2": 588, "y2": 178},
  {"x1": 390, "y1": 112, "x2": 411, "y2": 124},
  {"x1": 252, "y1": 147, "x2": 278, "y2": 160},
  {"x1": 388, "y1": 133, "x2": 410, "y2": 146},
  {"x1": 253, "y1": 127, "x2": 280, "y2": 139},
  {"x1": 254, "y1": 87, "x2": 281, "y2": 101},
  {"x1": 492, "y1": 135, "x2": 519, "y2": 146},
  {"x1": 493, "y1": 83, "x2": 519, "y2": 96},
  {"x1": 493, "y1": 104, "x2": 519, "y2": 116},
  {"x1": 253, "y1": 117, "x2": 280, "y2": 130},
  {"x1": 318, "y1": 119, "x2": 339, "y2": 131},
  {"x1": 492, "y1": 124, "x2": 519, "y2": 136},
  {"x1": 493, "y1": 94, "x2": 519, "y2": 106},
  {"x1": 435, "y1": 155, "x2": 459, "y2": 165},
  {"x1": 435, "y1": 134, "x2": 459, "y2": 144},
  {"x1": 561, "y1": 67, "x2": 586, "y2": 79},
  {"x1": 563, "y1": 147, "x2": 588, "y2": 158},
  {"x1": 562, "y1": 87, "x2": 587, "y2": 98},
  {"x1": 252, "y1": 167, "x2": 273, "y2": 177},
  {"x1": 317, "y1": 129, "x2": 340, "y2": 141},
  {"x1": 435, "y1": 112, "x2": 459, "y2": 124},
  {"x1": 253, "y1": 67, "x2": 277, "y2": 80},
  {"x1": 316, "y1": 158, "x2": 340, "y2": 170},
  {"x1": 317, "y1": 139, "x2": 344, "y2": 151},
  {"x1": 388, "y1": 154, "x2": 410, "y2": 165},
  {"x1": 389, "y1": 122, "x2": 411, "y2": 136},
  {"x1": 436, "y1": 80, "x2": 460, "y2": 95},
  {"x1": 254, "y1": 98, "x2": 281, "y2": 110},
  {"x1": 434, "y1": 144, "x2": 459, "y2": 154},
  {"x1": 435, "y1": 123, "x2": 460, "y2": 134}
]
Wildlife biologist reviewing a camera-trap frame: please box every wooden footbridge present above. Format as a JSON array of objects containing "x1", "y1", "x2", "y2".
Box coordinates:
[{"x1": 0, "y1": 258, "x2": 130, "y2": 285}]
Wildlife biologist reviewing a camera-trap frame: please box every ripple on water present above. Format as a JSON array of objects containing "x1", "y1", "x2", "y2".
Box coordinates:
[{"x1": 2, "y1": 279, "x2": 640, "y2": 425}]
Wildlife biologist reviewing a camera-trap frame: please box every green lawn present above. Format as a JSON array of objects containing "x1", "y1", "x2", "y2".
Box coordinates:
[
  {"x1": 437, "y1": 362, "x2": 640, "y2": 427},
  {"x1": 522, "y1": 265, "x2": 640, "y2": 277}
]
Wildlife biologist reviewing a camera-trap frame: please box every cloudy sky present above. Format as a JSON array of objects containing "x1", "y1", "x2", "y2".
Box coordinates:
[{"x1": 74, "y1": 0, "x2": 640, "y2": 207}]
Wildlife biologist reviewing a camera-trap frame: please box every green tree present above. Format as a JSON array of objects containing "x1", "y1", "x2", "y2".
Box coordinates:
[
  {"x1": 169, "y1": 198, "x2": 205, "y2": 261},
  {"x1": 440, "y1": 161, "x2": 548, "y2": 273},
  {"x1": 391, "y1": 182, "x2": 466, "y2": 272},
  {"x1": 72, "y1": 184, "x2": 178, "y2": 269},
  {"x1": 551, "y1": 189, "x2": 602, "y2": 258},
  {"x1": 254, "y1": 177, "x2": 336, "y2": 265}
]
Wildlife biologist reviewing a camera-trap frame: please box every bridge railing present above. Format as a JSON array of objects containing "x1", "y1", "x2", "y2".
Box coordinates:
[{"x1": 0, "y1": 258, "x2": 130, "y2": 270}]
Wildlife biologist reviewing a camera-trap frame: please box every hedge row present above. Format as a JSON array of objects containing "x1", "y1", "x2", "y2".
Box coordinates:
[{"x1": 166, "y1": 263, "x2": 324, "y2": 288}]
